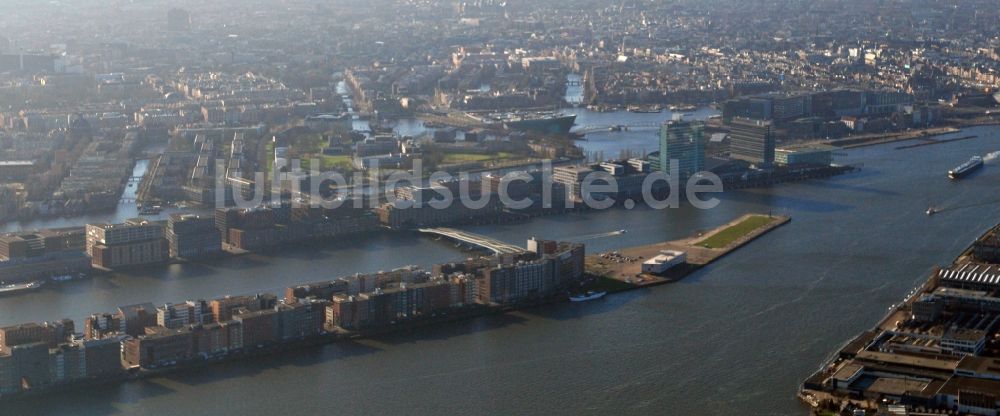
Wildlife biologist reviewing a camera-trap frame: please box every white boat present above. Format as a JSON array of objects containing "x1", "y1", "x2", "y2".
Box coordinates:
[
  {"x1": 0, "y1": 281, "x2": 45, "y2": 296},
  {"x1": 569, "y1": 291, "x2": 607, "y2": 302}
]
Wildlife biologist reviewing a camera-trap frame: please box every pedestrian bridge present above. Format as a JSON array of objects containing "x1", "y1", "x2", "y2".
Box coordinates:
[
  {"x1": 418, "y1": 227, "x2": 525, "y2": 255},
  {"x1": 572, "y1": 122, "x2": 662, "y2": 134}
]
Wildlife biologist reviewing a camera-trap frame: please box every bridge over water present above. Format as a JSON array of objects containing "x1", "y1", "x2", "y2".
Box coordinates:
[
  {"x1": 572, "y1": 122, "x2": 663, "y2": 134},
  {"x1": 418, "y1": 227, "x2": 525, "y2": 255}
]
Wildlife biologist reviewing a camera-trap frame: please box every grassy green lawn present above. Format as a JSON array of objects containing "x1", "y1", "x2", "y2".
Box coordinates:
[
  {"x1": 697, "y1": 215, "x2": 773, "y2": 249},
  {"x1": 440, "y1": 152, "x2": 515, "y2": 164},
  {"x1": 289, "y1": 155, "x2": 354, "y2": 172},
  {"x1": 319, "y1": 155, "x2": 353, "y2": 171}
]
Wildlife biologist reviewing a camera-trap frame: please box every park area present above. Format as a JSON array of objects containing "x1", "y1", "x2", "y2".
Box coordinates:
[
  {"x1": 439, "y1": 152, "x2": 517, "y2": 165},
  {"x1": 696, "y1": 214, "x2": 775, "y2": 249}
]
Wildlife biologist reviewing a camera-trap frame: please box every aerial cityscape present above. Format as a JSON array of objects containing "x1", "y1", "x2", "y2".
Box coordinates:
[{"x1": 1, "y1": 0, "x2": 1000, "y2": 414}]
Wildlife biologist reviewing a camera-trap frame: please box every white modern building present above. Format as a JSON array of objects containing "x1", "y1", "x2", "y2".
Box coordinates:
[{"x1": 642, "y1": 250, "x2": 687, "y2": 274}]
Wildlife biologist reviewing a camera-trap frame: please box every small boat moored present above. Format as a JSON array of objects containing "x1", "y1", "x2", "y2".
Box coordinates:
[{"x1": 569, "y1": 290, "x2": 607, "y2": 302}]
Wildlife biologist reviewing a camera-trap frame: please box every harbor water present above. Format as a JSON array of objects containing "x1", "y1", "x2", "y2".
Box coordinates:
[{"x1": 2, "y1": 123, "x2": 1000, "y2": 414}]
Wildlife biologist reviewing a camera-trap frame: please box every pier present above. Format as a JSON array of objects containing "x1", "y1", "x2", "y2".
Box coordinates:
[{"x1": 587, "y1": 214, "x2": 791, "y2": 286}]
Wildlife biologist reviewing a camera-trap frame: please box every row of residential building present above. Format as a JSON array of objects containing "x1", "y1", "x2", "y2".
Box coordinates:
[
  {"x1": 0, "y1": 237, "x2": 584, "y2": 399},
  {"x1": 0, "y1": 202, "x2": 384, "y2": 279}
]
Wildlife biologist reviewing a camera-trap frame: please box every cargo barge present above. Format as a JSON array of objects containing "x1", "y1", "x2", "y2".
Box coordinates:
[{"x1": 948, "y1": 155, "x2": 983, "y2": 179}]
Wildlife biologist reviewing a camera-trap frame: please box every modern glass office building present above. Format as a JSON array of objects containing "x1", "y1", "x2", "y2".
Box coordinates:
[
  {"x1": 728, "y1": 117, "x2": 775, "y2": 167},
  {"x1": 659, "y1": 119, "x2": 705, "y2": 179}
]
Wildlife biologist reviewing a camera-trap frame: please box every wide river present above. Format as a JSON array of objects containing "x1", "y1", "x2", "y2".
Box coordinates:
[{"x1": 4, "y1": 122, "x2": 1000, "y2": 415}]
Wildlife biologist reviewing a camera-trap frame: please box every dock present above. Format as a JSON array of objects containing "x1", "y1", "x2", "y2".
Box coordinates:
[
  {"x1": 822, "y1": 126, "x2": 960, "y2": 149},
  {"x1": 586, "y1": 214, "x2": 791, "y2": 287}
]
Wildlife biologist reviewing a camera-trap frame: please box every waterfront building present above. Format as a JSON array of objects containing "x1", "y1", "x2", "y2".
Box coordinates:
[
  {"x1": 192, "y1": 321, "x2": 239, "y2": 356},
  {"x1": 375, "y1": 195, "x2": 501, "y2": 229},
  {"x1": 728, "y1": 118, "x2": 775, "y2": 167},
  {"x1": 642, "y1": 250, "x2": 687, "y2": 274},
  {"x1": 482, "y1": 172, "x2": 571, "y2": 212},
  {"x1": 480, "y1": 239, "x2": 585, "y2": 305},
  {"x1": 85, "y1": 219, "x2": 168, "y2": 270},
  {"x1": 123, "y1": 326, "x2": 194, "y2": 368},
  {"x1": 285, "y1": 279, "x2": 350, "y2": 304},
  {"x1": 233, "y1": 308, "x2": 279, "y2": 348},
  {"x1": 47, "y1": 343, "x2": 86, "y2": 383},
  {"x1": 326, "y1": 279, "x2": 457, "y2": 330},
  {"x1": 47, "y1": 335, "x2": 124, "y2": 384},
  {"x1": 157, "y1": 301, "x2": 212, "y2": 329},
  {"x1": 83, "y1": 313, "x2": 120, "y2": 340},
  {"x1": 659, "y1": 118, "x2": 705, "y2": 180},
  {"x1": 974, "y1": 225, "x2": 1000, "y2": 263},
  {"x1": 326, "y1": 296, "x2": 362, "y2": 331},
  {"x1": 774, "y1": 145, "x2": 834, "y2": 166},
  {"x1": 449, "y1": 275, "x2": 480, "y2": 307},
  {"x1": 115, "y1": 303, "x2": 159, "y2": 337},
  {"x1": 0, "y1": 250, "x2": 91, "y2": 284},
  {"x1": 215, "y1": 206, "x2": 379, "y2": 251},
  {"x1": 0, "y1": 342, "x2": 50, "y2": 394},
  {"x1": 214, "y1": 208, "x2": 241, "y2": 245},
  {"x1": 287, "y1": 266, "x2": 427, "y2": 307},
  {"x1": 0, "y1": 228, "x2": 90, "y2": 283},
  {"x1": 936, "y1": 263, "x2": 1000, "y2": 292},
  {"x1": 481, "y1": 261, "x2": 552, "y2": 304},
  {"x1": 275, "y1": 299, "x2": 329, "y2": 340},
  {"x1": 0, "y1": 320, "x2": 73, "y2": 349},
  {"x1": 552, "y1": 165, "x2": 593, "y2": 202},
  {"x1": 0, "y1": 324, "x2": 48, "y2": 349},
  {"x1": 77, "y1": 336, "x2": 125, "y2": 378},
  {"x1": 166, "y1": 214, "x2": 222, "y2": 260},
  {"x1": 210, "y1": 294, "x2": 278, "y2": 323}
]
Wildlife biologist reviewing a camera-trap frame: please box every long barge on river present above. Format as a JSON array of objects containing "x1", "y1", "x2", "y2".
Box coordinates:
[{"x1": 948, "y1": 155, "x2": 984, "y2": 180}]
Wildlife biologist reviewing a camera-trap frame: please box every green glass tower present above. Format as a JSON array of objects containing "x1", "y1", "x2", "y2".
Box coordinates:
[{"x1": 659, "y1": 119, "x2": 705, "y2": 179}]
